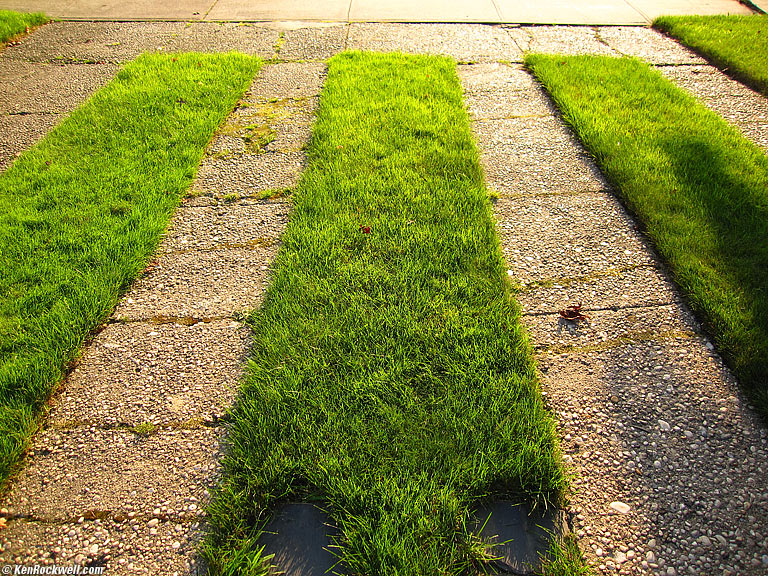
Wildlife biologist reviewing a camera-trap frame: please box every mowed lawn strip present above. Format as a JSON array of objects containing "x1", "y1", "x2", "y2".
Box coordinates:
[
  {"x1": 0, "y1": 9, "x2": 48, "y2": 43},
  {"x1": 527, "y1": 55, "x2": 768, "y2": 414},
  {"x1": 654, "y1": 15, "x2": 768, "y2": 96},
  {"x1": 0, "y1": 53, "x2": 261, "y2": 484},
  {"x1": 205, "y1": 51, "x2": 565, "y2": 575}
]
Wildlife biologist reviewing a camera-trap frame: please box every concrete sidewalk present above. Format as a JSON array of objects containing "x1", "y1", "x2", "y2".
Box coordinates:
[{"x1": 0, "y1": 0, "x2": 755, "y2": 25}]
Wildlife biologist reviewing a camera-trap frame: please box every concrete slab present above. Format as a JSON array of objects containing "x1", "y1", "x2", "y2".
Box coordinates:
[
  {"x1": 458, "y1": 62, "x2": 539, "y2": 92},
  {"x1": 597, "y1": 26, "x2": 706, "y2": 65},
  {"x1": 192, "y1": 151, "x2": 305, "y2": 200},
  {"x1": 211, "y1": 99, "x2": 317, "y2": 156},
  {"x1": 2, "y1": 426, "x2": 221, "y2": 522},
  {"x1": 0, "y1": 517, "x2": 206, "y2": 575},
  {"x1": 112, "y1": 245, "x2": 279, "y2": 320},
  {"x1": 735, "y1": 121, "x2": 768, "y2": 153},
  {"x1": 165, "y1": 22, "x2": 279, "y2": 57},
  {"x1": 471, "y1": 502, "x2": 562, "y2": 575},
  {"x1": 0, "y1": 0, "x2": 754, "y2": 23},
  {"x1": 245, "y1": 62, "x2": 327, "y2": 102},
  {"x1": 472, "y1": 117, "x2": 608, "y2": 195},
  {"x1": 0, "y1": 59, "x2": 119, "y2": 115},
  {"x1": 657, "y1": 64, "x2": 765, "y2": 100},
  {"x1": 260, "y1": 503, "x2": 340, "y2": 576},
  {"x1": 1, "y1": 21, "x2": 186, "y2": 63},
  {"x1": 460, "y1": 63, "x2": 556, "y2": 118},
  {"x1": 205, "y1": 0, "x2": 350, "y2": 22},
  {"x1": 538, "y1": 337, "x2": 768, "y2": 575},
  {"x1": 523, "y1": 302, "x2": 700, "y2": 352},
  {"x1": 161, "y1": 201, "x2": 290, "y2": 253},
  {"x1": 465, "y1": 88, "x2": 555, "y2": 119},
  {"x1": 0, "y1": 0, "x2": 212, "y2": 21},
  {"x1": 0, "y1": 113, "x2": 61, "y2": 172},
  {"x1": 279, "y1": 25, "x2": 347, "y2": 60},
  {"x1": 349, "y1": 0, "x2": 499, "y2": 22},
  {"x1": 472, "y1": 115, "x2": 585, "y2": 158},
  {"x1": 347, "y1": 23, "x2": 522, "y2": 62},
  {"x1": 49, "y1": 320, "x2": 250, "y2": 427},
  {"x1": 496, "y1": 0, "x2": 648, "y2": 24},
  {"x1": 626, "y1": 0, "x2": 753, "y2": 19},
  {"x1": 495, "y1": 192, "x2": 657, "y2": 282},
  {"x1": 525, "y1": 25, "x2": 619, "y2": 55},
  {"x1": 516, "y1": 265, "x2": 681, "y2": 314}
]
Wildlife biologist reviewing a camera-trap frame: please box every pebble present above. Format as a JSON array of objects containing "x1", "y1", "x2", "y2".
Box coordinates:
[{"x1": 610, "y1": 501, "x2": 631, "y2": 514}]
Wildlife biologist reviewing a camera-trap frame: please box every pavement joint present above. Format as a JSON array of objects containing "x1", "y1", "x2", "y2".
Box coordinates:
[
  {"x1": 107, "y1": 314, "x2": 232, "y2": 325},
  {"x1": 539, "y1": 329, "x2": 701, "y2": 355},
  {"x1": 158, "y1": 237, "x2": 280, "y2": 255},
  {"x1": 499, "y1": 187, "x2": 615, "y2": 199},
  {"x1": 516, "y1": 262, "x2": 663, "y2": 290}
]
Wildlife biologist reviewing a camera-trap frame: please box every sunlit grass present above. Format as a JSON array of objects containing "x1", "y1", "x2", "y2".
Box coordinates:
[
  {"x1": 0, "y1": 10, "x2": 47, "y2": 44},
  {"x1": 527, "y1": 54, "x2": 768, "y2": 416},
  {"x1": 204, "y1": 51, "x2": 565, "y2": 575}
]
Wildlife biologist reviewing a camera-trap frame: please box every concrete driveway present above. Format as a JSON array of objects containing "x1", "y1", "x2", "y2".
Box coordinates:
[{"x1": 0, "y1": 0, "x2": 756, "y2": 25}]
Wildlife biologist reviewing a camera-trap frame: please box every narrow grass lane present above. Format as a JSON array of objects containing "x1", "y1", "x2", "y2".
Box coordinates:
[
  {"x1": 527, "y1": 55, "x2": 768, "y2": 416},
  {"x1": 0, "y1": 53, "x2": 261, "y2": 484},
  {"x1": 654, "y1": 15, "x2": 768, "y2": 96},
  {"x1": 205, "y1": 52, "x2": 565, "y2": 575}
]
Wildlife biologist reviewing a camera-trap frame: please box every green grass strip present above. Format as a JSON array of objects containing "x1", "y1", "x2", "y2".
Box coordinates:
[
  {"x1": 527, "y1": 54, "x2": 768, "y2": 415},
  {"x1": 654, "y1": 15, "x2": 768, "y2": 96},
  {"x1": 0, "y1": 10, "x2": 47, "y2": 43},
  {"x1": 205, "y1": 51, "x2": 565, "y2": 575},
  {"x1": 0, "y1": 52, "x2": 261, "y2": 484}
]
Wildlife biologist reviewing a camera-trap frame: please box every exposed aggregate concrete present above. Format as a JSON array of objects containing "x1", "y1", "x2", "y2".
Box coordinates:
[
  {"x1": 495, "y1": 191, "x2": 655, "y2": 280},
  {"x1": 113, "y1": 245, "x2": 279, "y2": 320},
  {"x1": 517, "y1": 265, "x2": 681, "y2": 314},
  {"x1": 0, "y1": 113, "x2": 60, "y2": 171},
  {"x1": 49, "y1": 320, "x2": 251, "y2": 427},
  {"x1": 2, "y1": 19, "x2": 768, "y2": 576},
  {"x1": 279, "y1": 24, "x2": 347, "y2": 61},
  {"x1": 3, "y1": 426, "x2": 220, "y2": 523},
  {"x1": 347, "y1": 23, "x2": 526, "y2": 62},
  {"x1": 2, "y1": 517, "x2": 205, "y2": 575},
  {"x1": 0, "y1": 58, "x2": 119, "y2": 114},
  {"x1": 462, "y1": 32, "x2": 768, "y2": 576}
]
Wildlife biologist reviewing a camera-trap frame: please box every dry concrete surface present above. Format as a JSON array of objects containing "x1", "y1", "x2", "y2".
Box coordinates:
[
  {"x1": 0, "y1": 0, "x2": 755, "y2": 24},
  {"x1": 1, "y1": 20, "x2": 768, "y2": 576}
]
